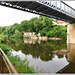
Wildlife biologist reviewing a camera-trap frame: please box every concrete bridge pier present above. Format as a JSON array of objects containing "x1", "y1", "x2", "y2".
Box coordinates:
[{"x1": 67, "y1": 23, "x2": 75, "y2": 44}]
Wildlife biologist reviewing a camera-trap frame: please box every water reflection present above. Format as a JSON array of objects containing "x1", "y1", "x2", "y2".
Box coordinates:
[
  {"x1": 23, "y1": 39, "x2": 41, "y2": 44},
  {"x1": 58, "y1": 44, "x2": 75, "y2": 73},
  {"x1": 11, "y1": 50, "x2": 69, "y2": 73},
  {"x1": 7, "y1": 39, "x2": 67, "y2": 61},
  {"x1": 5, "y1": 39, "x2": 69, "y2": 73},
  {"x1": 5, "y1": 38, "x2": 75, "y2": 73},
  {"x1": 67, "y1": 44, "x2": 75, "y2": 63}
]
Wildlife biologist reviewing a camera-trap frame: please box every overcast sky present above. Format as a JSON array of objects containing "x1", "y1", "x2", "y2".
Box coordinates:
[
  {"x1": 64, "y1": 1, "x2": 75, "y2": 9},
  {"x1": 0, "y1": 1, "x2": 75, "y2": 26}
]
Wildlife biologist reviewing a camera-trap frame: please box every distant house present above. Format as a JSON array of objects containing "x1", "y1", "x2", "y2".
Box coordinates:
[
  {"x1": 23, "y1": 32, "x2": 38, "y2": 40},
  {"x1": 53, "y1": 20, "x2": 68, "y2": 26},
  {"x1": 23, "y1": 32, "x2": 35, "y2": 37}
]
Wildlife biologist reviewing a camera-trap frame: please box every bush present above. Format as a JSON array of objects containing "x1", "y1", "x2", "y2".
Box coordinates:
[
  {"x1": 8, "y1": 55, "x2": 38, "y2": 73},
  {"x1": 0, "y1": 44, "x2": 11, "y2": 54}
]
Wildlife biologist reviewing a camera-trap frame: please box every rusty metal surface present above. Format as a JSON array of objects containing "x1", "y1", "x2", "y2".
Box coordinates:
[
  {"x1": 0, "y1": 48, "x2": 18, "y2": 74},
  {"x1": 0, "y1": 53, "x2": 11, "y2": 73},
  {"x1": 0, "y1": 53, "x2": 9, "y2": 73}
]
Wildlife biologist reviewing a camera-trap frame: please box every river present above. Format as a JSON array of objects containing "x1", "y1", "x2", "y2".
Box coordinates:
[{"x1": 3, "y1": 39, "x2": 71, "y2": 73}]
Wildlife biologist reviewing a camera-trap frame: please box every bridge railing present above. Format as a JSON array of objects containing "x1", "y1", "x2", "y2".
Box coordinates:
[
  {"x1": 38, "y1": 1, "x2": 75, "y2": 17},
  {"x1": 0, "y1": 48, "x2": 18, "y2": 74}
]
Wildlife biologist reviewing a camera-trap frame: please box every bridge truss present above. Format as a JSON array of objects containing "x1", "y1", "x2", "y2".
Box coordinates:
[{"x1": 0, "y1": 1, "x2": 75, "y2": 23}]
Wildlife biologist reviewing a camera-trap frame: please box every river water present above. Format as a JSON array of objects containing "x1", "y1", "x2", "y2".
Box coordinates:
[{"x1": 5, "y1": 39, "x2": 75, "y2": 73}]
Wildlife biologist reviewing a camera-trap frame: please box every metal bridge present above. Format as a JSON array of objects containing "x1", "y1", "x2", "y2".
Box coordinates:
[{"x1": 0, "y1": 1, "x2": 75, "y2": 23}]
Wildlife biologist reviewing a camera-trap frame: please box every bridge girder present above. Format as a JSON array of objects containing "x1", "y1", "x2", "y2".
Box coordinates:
[{"x1": 0, "y1": 1, "x2": 75, "y2": 23}]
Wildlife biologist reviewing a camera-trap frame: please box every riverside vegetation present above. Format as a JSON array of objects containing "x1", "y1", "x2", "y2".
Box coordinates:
[
  {"x1": 0, "y1": 16, "x2": 67, "y2": 43},
  {"x1": 0, "y1": 16, "x2": 67, "y2": 73},
  {"x1": 0, "y1": 44, "x2": 38, "y2": 73}
]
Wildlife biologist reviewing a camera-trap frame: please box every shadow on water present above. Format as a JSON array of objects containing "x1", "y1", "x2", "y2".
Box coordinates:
[{"x1": 58, "y1": 44, "x2": 75, "y2": 73}]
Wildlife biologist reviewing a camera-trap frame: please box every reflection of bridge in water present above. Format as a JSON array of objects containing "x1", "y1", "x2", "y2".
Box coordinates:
[{"x1": 58, "y1": 44, "x2": 75, "y2": 73}]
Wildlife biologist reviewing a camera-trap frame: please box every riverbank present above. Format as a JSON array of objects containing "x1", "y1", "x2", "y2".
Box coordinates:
[
  {"x1": 0, "y1": 44, "x2": 39, "y2": 73},
  {"x1": 48, "y1": 37, "x2": 62, "y2": 40},
  {"x1": 23, "y1": 32, "x2": 62, "y2": 41},
  {"x1": 24, "y1": 36, "x2": 62, "y2": 41},
  {"x1": 0, "y1": 38, "x2": 67, "y2": 73},
  {"x1": 39, "y1": 36, "x2": 62, "y2": 41}
]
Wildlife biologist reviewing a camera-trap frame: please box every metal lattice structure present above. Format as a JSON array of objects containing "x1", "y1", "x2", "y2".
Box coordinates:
[{"x1": 0, "y1": 1, "x2": 75, "y2": 23}]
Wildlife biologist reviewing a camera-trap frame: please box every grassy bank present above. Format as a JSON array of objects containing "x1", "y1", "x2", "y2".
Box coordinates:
[
  {"x1": 8, "y1": 55, "x2": 38, "y2": 73},
  {"x1": 0, "y1": 44, "x2": 38, "y2": 73}
]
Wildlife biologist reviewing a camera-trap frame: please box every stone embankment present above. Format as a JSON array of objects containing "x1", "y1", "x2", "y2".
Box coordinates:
[
  {"x1": 38, "y1": 36, "x2": 48, "y2": 41},
  {"x1": 23, "y1": 32, "x2": 62, "y2": 41},
  {"x1": 48, "y1": 37, "x2": 62, "y2": 40}
]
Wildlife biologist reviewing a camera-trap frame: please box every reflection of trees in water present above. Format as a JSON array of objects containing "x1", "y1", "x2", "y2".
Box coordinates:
[
  {"x1": 5, "y1": 39, "x2": 67, "y2": 61},
  {"x1": 57, "y1": 54, "x2": 63, "y2": 59}
]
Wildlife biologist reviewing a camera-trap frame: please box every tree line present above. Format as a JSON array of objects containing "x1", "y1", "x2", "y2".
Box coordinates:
[{"x1": 0, "y1": 15, "x2": 67, "y2": 42}]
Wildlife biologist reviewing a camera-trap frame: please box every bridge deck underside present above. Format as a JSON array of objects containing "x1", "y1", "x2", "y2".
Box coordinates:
[{"x1": 0, "y1": 1, "x2": 75, "y2": 23}]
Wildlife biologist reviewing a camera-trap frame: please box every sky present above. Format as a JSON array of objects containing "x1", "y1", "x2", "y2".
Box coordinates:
[
  {"x1": 0, "y1": 1, "x2": 75, "y2": 26},
  {"x1": 64, "y1": 1, "x2": 75, "y2": 9}
]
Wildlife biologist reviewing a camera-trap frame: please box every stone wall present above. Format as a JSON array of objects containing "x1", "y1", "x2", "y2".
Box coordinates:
[{"x1": 38, "y1": 36, "x2": 48, "y2": 41}]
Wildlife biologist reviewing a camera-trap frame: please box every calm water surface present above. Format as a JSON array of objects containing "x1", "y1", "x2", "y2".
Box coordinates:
[{"x1": 5, "y1": 39, "x2": 75, "y2": 73}]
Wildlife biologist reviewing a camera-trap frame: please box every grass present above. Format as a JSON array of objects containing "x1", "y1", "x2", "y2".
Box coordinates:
[
  {"x1": 0, "y1": 44, "x2": 38, "y2": 73},
  {"x1": 7, "y1": 54, "x2": 38, "y2": 73}
]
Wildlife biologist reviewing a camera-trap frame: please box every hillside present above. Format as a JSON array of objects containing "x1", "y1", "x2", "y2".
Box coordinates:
[{"x1": 0, "y1": 16, "x2": 67, "y2": 42}]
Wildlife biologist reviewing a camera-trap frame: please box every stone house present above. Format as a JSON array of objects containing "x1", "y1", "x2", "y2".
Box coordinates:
[{"x1": 23, "y1": 32, "x2": 35, "y2": 37}]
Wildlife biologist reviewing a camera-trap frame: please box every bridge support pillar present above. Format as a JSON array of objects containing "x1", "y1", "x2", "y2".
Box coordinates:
[{"x1": 67, "y1": 23, "x2": 75, "y2": 44}]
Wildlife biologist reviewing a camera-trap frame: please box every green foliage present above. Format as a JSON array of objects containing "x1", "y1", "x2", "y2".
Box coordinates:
[
  {"x1": 6, "y1": 39, "x2": 67, "y2": 61},
  {"x1": 0, "y1": 44, "x2": 38, "y2": 73},
  {"x1": 0, "y1": 34, "x2": 8, "y2": 42},
  {"x1": 0, "y1": 43, "x2": 38, "y2": 73},
  {"x1": 8, "y1": 55, "x2": 38, "y2": 73},
  {"x1": 0, "y1": 42, "x2": 39, "y2": 73},
  {"x1": 25, "y1": 37, "x2": 30, "y2": 39},
  {"x1": 0, "y1": 44, "x2": 11, "y2": 54},
  {"x1": 0, "y1": 16, "x2": 67, "y2": 73},
  {"x1": 0, "y1": 16, "x2": 67, "y2": 43}
]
